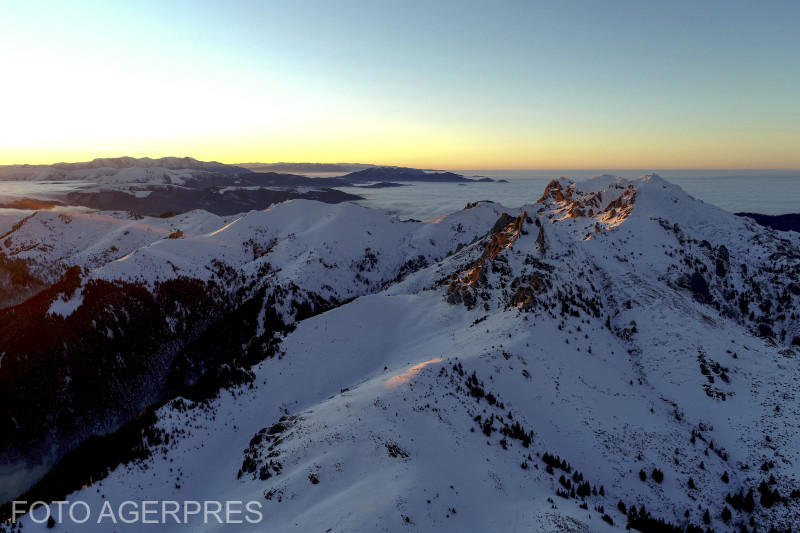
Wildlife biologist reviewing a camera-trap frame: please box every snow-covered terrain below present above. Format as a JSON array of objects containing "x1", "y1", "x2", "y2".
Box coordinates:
[{"x1": 2, "y1": 175, "x2": 799, "y2": 532}]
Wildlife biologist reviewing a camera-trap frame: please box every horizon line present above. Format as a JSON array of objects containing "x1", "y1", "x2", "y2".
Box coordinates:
[{"x1": 1, "y1": 156, "x2": 799, "y2": 173}]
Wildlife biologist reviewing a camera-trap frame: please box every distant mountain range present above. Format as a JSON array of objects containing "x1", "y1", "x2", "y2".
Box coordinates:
[
  {"x1": 236, "y1": 162, "x2": 374, "y2": 174},
  {"x1": 736, "y1": 212, "x2": 800, "y2": 233},
  {"x1": 342, "y1": 166, "x2": 496, "y2": 183},
  {"x1": 0, "y1": 157, "x2": 498, "y2": 217},
  {"x1": 0, "y1": 156, "x2": 249, "y2": 176}
]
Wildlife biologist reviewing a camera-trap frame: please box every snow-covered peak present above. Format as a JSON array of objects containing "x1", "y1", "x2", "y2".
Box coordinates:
[
  {"x1": 0, "y1": 156, "x2": 248, "y2": 189},
  {"x1": 0, "y1": 156, "x2": 246, "y2": 175},
  {"x1": 50, "y1": 156, "x2": 240, "y2": 172},
  {"x1": 582, "y1": 173, "x2": 630, "y2": 190}
]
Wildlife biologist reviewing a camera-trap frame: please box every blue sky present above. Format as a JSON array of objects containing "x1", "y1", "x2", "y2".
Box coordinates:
[{"x1": 1, "y1": 0, "x2": 798, "y2": 167}]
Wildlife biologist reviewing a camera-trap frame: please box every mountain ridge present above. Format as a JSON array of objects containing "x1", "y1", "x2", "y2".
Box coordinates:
[
  {"x1": 1, "y1": 175, "x2": 798, "y2": 531},
  {"x1": 735, "y1": 212, "x2": 800, "y2": 234}
]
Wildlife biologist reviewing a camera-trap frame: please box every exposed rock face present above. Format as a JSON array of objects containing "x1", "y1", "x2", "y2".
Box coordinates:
[
  {"x1": 538, "y1": 177, "x2": 637, "y2": 229},
  {"x1": 442, "y1": 175, "x2": 798, "y2": 347},
  {"x1": 445, "y1": 211, "x2": 527, "y2": 307},
  {"x1": 676, "y1": 270, "x2": 712, "y2": 303},
  {"x1": 536, "y1": 224, "x2": 546, "y2": 254}
]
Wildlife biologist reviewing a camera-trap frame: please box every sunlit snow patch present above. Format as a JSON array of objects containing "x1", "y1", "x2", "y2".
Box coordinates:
[
  {"x1": 384, "y1": 357, "x2": 443, "y2": 389},
  {"x1": 207, "y1": 216, "x2": 242, "y2": 237}
]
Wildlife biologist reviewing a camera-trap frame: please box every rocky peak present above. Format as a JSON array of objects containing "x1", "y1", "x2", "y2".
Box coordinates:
[{"x1": 538, "y1": 176, "x2": 637, "y2": 230}]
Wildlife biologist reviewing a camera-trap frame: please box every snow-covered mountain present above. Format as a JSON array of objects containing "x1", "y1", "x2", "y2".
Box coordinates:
[
  {"x1": 0, "y1": 157, "x2": 363, "y2": 216},
  {"x1": 0, "y1": 156, "x2": 247, "y2": 183},
  {"x1": 1, "y1": 175, "x2": 799, "y2": 532},
  {"x1": 0, "y1": 199, "x2": 507, "y2": 503},
  {"x1": 0, "y1": 158, "x2": 496, "y2": 218}
]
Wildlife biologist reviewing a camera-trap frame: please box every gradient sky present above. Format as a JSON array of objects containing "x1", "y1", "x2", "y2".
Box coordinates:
[{"x1": 1, "y1": 0, "x2": 798, "y2": 168}]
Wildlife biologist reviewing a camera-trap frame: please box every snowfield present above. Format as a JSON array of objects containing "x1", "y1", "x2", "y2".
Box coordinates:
[{"x1": 2, "y1": 175, "x2": 799, "y2": 532}]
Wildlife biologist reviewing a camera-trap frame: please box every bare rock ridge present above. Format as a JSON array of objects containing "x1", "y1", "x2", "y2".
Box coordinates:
[
  {"x1": 538, "y1": 176, "x2": 637, "y2": 228},
  {"x1": 446, "y1": 211, "x2": 528, "y2": 306}
]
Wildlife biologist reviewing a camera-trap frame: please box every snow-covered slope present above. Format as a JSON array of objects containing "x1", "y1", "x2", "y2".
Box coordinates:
[
  {"x1": 0, "y1": 199, "x2": 507, "y2": 504},
  {"x1": 3, "y1": 176, "x2": 799, "y2": 532},
  {"x1": 0, "y1": 199, "x2": 506, "y2": 307}
]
